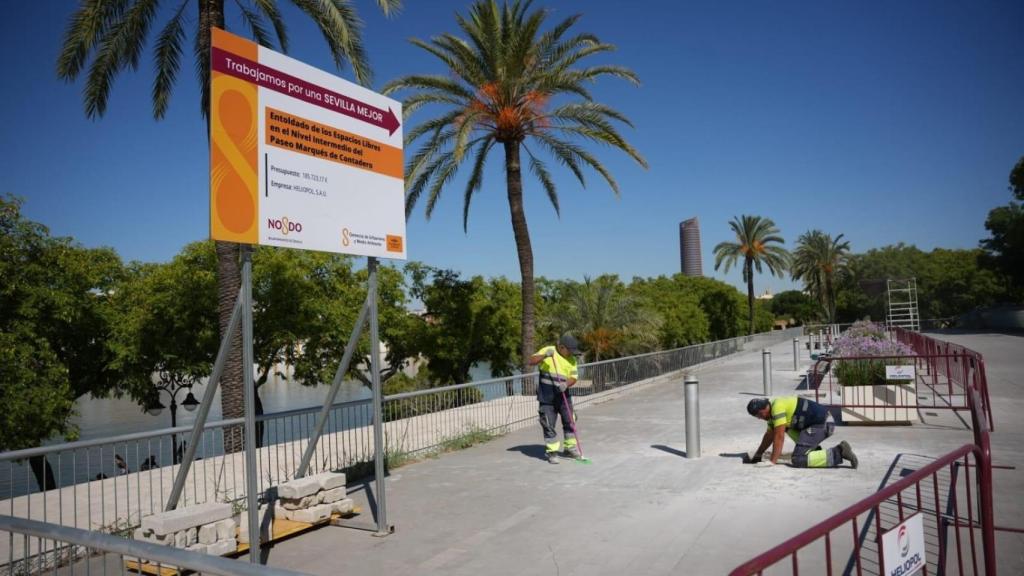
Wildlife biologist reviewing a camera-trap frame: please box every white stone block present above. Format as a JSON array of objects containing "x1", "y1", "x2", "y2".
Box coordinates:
[
  {"x1": 141, "y1": 502, "x2": 234, "y2": 536},
  {"x1": 276, "y1": 476, "x2": 321, "y2": 499},
  {"x1": 287, "y1": 502, "x2": 332, "y2": 524},
  {"x1": 185, "y1": 527, "x2": 197, "y2": 546},
  {"x1": 174, "y1": 531, "x2": 187, "y2": 548},
  {"x1": 318, "y1": 487, "x2": 346, "y2": 504},
  {"x1": 198, "y1": 523, "x2": 218, "y2": 545},
  {"x1": 238, "y1": 506, "x2": 274, "y2": 545},
  {"x1": 331, "y1": 498, "x2": 354, "y2": 516},
  {"x1": 134, "y1": 528, "x2": 171, "y2": 546},
  {"x1": 280, "y1": 495, "x2": 317, "y2": 510},
  {"x1": 215, "y1": 518, "x2": 236, "y2": 541},
  {"x1": 185, "y1": 543, "x2": 208, "y2": 554},
  {"x1": 273, "y1": 504, "x2": 292, "y2": 522},
  {"x1": 206, "y1": 539, "x2": 237, "y2": 556},
  {"x1": 312, "y1": 471, "x2": 346, "y2": 491}
]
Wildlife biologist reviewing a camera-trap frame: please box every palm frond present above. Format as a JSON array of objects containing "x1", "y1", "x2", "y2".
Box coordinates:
[
  {"x1": 234, "y1": 0, "x2": 274, "y2": 49},
  {"x1": 252, "y1": 0, "x2": 289, "y2": 51},
  {"x1": 289, "y1": 0, "x2": 371, "y2": 85},
  {"x1": 462, "y1": 137, "x2": 496, "y2": 230},
  {"x1": 57, "y1": 0, "x2": 130, "y2": 81},
  {"x1": 525, "y1": 146, "x2": 559, "y2": 217},
  {"x1": 152, "y1": 0, "x2": 188, "y2": 120},
  {"x1": 84, "y1": 0, "x2": 161, "y2": 118}
]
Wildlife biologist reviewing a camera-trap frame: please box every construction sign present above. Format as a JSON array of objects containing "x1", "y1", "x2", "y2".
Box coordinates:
[{"x1": 209, "y1": 27, "x2": 405, "y2": 259}]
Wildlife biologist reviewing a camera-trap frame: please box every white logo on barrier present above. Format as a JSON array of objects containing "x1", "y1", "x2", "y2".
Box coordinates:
[
  {"x1": 882, "y1": 513, "x2": 925, "y2": 576},
  {"x1": 885, "y1": 365, "x2": 916, "y2": 381}
]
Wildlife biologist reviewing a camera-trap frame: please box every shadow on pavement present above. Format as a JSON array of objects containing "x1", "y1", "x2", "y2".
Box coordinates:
[
  {"x1": 651, "y1": 444, "x2": 687, "y2": 458},
  {"x1": 507, "y1": 444, "x2": 548, "y2": 461}
]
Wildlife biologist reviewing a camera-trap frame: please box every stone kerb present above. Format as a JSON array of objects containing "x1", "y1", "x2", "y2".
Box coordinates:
[
  {"x1": 271, "y1": 472, "x2": 353, "y2": 525},
  {"x1": 134, "y1": 502, "x2": 237, "y2": 560}
]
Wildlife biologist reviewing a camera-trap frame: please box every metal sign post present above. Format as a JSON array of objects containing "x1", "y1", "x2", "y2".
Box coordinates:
[
  {"x1": 240, "y1": 246, "x2": 261, "y2": 563},
  {"x1": 368, "y1": 258, "x2": 391, "y2": 536}
]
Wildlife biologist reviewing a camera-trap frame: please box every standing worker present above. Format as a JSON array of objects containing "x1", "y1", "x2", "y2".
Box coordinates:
[
  {"x1": 746, "y1": 396, "x2": 858, "y2": 468},
  {"x1": 529, "y1": 335, "x2": 581, "y2": 464}
]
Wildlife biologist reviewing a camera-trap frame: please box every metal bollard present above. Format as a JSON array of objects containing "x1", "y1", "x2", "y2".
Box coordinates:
[
  {"x1": 793, "y1": 338, "x2": 799, "y2": 371},
  {"x1": 684, "y1": 374, "x2": 700, "y2": 458},
  {"x1": 762, "y1": 349, "x2": 772, "y2": 395}
]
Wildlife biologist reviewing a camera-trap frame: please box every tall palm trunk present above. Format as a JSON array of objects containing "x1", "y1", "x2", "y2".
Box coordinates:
[
  {"x1": 745, "y1": 257, "x2": 755, "y2": 335},
  {"x1": 504, "y1": 141, "x2": 534, "y2": 371},
  {"x1": 825, "y1": 273, "x2": 836, "y2": 325},
  {"x1": 201, "y1": 1, "x2": 246, "y2": 452},
  {"x1": 215, "y1": 241, "x2": 245, "y2": 452}
]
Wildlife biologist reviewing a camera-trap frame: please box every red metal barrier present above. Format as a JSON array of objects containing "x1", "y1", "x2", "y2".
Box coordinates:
[
  {"x1": 730, "y1": 389, "x2": 996, "y2": 576},
  {"x1": 807, "y1": 329, "x2": 993, "y2": 430}
]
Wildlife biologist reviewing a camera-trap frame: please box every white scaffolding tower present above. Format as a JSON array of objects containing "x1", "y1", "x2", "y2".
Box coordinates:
[{"x1": 886, "y1": 278, "x2": 920, "y2": 331}]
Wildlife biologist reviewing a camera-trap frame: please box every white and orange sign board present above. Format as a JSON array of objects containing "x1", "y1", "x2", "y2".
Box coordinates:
[{"x1": 209, "y1": 28, "x2": 405, "y2": 259}]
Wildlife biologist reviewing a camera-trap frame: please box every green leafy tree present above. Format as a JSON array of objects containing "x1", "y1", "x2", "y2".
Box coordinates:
[
  {"x1": 713, "y1": 215, "x2": 790, "y2": 335},
  {"x1": 791, "y1": 230, "x2": 850, "y2": 323},
  {"x1": 57, "y1": 0, "x2": 401, "y2": 450},
  {"x1": 407, "y1": 265, "x2": 520, "y2": 385},
  {"x1": 383, "y1": 0, "x2": 647, "y2": 371},
  {"x1": 1, "y1": 195, "x2": 123, "y2": 488},
  {"x1": 835, "y1": 244, "x2": 1005, "y2": 322},
  {"x1": 627, "y1": 275, "x2": 709, "y2": 349},
  {"x1": 770, "y1": 290, "x2": 820, "y2": 326},
  {"x1": 542, "y1": 275, "x2": 659, "y2": 361},
  {"x1": 979, "y1": 156, "x2": 1024, "y2": 299}
]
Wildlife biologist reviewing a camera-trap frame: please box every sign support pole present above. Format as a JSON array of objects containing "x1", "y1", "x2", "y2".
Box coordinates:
[
  {"x1": 241, "y1": 246, "x2": 261, "y2": 563},
  {"x1": 368, "y1": 257, "x2": 391, "y2": 536},
  {"x1": 165, "y1": 289, "x2": 242, "y2": 512},
  {"x1": 295, "y1": 297, "x2": 370, "y2": 479}
]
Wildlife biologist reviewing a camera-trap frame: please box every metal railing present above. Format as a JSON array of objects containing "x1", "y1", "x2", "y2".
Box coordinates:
[
  {"x1": 891, "y1": 327, "x2": 994, "y2": 429},
  {"x1": 730, "y1": 388, "x2": 995, "y2": 576},
  {"x1": 0, "y1": 328, "x2": 800, "y2": 568},
  {"x1": 731, "y1": 330, "x2": 999, "y2": 575},
  {"x1": 0, "y1": 514, "x2": 308, "y2": 576},
  {"x1": 804, "y1": 327, "x2": 993, "y2": 429}
]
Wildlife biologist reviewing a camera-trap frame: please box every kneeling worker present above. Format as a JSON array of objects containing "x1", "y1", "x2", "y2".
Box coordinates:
[{"x1": 746, "y1": 396, "x2": 858, "y2": 468}]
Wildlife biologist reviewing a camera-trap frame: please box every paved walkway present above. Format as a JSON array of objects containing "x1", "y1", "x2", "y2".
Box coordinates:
[{"x1": 264, "y1": 333, "x2": 1024, "y2": 575}]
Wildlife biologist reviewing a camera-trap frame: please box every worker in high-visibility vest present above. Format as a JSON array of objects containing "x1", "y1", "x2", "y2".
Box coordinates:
[
  {"x1": 528, "y1": 334, "x2": 580, "y2": 464},
  {"x1": 747, "y1": 396, "x2": 858, "y2": 468}
]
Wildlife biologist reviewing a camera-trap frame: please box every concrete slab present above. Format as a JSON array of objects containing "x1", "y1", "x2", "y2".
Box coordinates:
[
  {"x1": 253, "y1": 334, "x2": 1023, "y2": 575},
  {"x1": 139, "y1": 501, "x2": 233, "y2": 536}
]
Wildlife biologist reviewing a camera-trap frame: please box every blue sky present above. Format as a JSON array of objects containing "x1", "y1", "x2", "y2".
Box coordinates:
[{"x1": 2, "y1": 1, "x2": 1022, "y2": 295}]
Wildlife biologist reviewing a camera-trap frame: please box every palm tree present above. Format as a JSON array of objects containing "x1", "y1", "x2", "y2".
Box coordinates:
[
  {"x1": 57, "y1": 0, "x2": 399, "y2": 448},
  {"x1": 713, "y1": 215, "x2": 789, "y2": 335},
  {"x1": 791, "y1": 230, "x2": 850, "y2": 324},
  {"x1": 542, "y1": 275, "x2": 659, "y2": 362},
  {"x1": 382, "y1": 0, "x2": 647, "y2": 370}
]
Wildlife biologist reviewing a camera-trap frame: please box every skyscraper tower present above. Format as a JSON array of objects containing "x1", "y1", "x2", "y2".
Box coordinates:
[{"x1": 679, "y1": 217, "x2": 703, "y2": 277}]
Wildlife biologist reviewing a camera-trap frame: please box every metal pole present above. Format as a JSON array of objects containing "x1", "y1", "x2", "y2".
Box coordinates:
[
  {"x1": 762, "y1": 349, "x2": 772, "y2": 396},
  {"x1": 166, "y1": 290, "x2": 243, "y2": 511},
  {"x1": 792, "y1": 338, "x2": 799, "y2": 371},
  {"x1": 296, "y1": 297, "x2": 371, "y2": 478},
  {"x1": 368, "y1": 258, "x2": 390, "y2": 536},
  {"x1": 684, "y1": 375, "x2": 700, "y2": 458},
  {"x1": 241, "y1": 247, "x2": 260, "y2": 563}
]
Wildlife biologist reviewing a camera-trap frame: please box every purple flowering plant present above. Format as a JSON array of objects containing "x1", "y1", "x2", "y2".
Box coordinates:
[{"x1": 833, "y1": 321, "x2": 913, "y2": 386}]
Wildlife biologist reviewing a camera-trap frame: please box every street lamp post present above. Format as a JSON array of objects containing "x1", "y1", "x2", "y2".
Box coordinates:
[{"x1": 146, "y1": 372, "x2": 201, "y2": 464}]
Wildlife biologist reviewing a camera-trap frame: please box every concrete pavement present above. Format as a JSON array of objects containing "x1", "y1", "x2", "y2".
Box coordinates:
[{"x1": 263, "y1": 332, "x2": 1023, "y2": 575}]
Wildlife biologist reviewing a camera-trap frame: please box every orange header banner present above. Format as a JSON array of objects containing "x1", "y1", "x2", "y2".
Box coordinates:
[{"x1": 265, "y1": 108, "x2": 402, "y2": 180}]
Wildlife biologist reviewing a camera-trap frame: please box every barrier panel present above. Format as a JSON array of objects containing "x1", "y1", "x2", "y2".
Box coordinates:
[
  {"x1": 730, "y1": 389, "x2": 995, "y2": 576},
  {"x1": 732, "y1": 327, "x2": 1001, "y2": 575}
]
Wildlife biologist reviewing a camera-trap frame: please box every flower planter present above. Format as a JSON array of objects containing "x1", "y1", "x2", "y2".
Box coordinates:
[{"x1": 839, "y1": 382, "x2": 918, "y2": 424}]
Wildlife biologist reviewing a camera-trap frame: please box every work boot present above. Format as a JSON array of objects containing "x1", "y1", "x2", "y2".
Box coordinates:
[
  {"x1": 839, "y1": 441, "x2": 858, "y2": 469},
  {"x1": 546, "y1": 452, "x2": 561, "y2": 465},
  {"x1": 563, "y1": 446, "x2": 581, "y2": 459}
]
